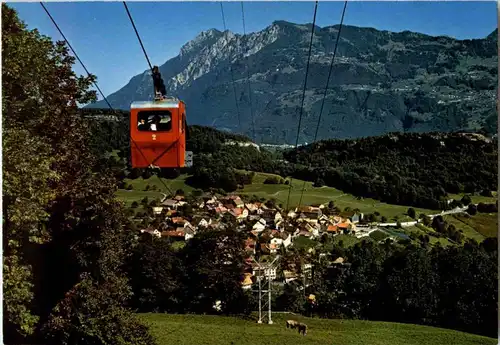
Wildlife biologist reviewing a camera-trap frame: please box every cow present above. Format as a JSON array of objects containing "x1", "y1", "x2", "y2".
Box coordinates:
[
  {"x1": 286, "y1": 320, "x2": 299, "y2": 329},
  {"x1": 297, "y1": 323, "x2": 308, "y2": 336}
]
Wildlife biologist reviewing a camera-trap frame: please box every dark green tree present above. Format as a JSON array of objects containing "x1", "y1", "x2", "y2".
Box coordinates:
[
  {"x1": 127, "y1": 238, "x2": 181, "y2": 312},
  {"x1": 179, "y1": 229, "x2": 250, "y2": 315},
  {"x1": 467, "y1": 204, "x2": 478, "y2": 215},
  {"x1": 2, "y1": 5, "x2": 154, "y2": 344},
  {"x1": 407, "y1": 207, "x2": 416, "y2": 219}
]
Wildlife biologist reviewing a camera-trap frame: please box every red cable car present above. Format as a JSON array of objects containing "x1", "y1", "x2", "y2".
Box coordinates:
[{"x1": 130, "y1": 97, "x2": 187, "y2": 168}]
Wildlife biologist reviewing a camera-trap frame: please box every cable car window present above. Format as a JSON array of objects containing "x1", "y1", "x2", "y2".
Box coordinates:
[{"x1": 137, "y1": 110, "x2": 172, "y2": 132}]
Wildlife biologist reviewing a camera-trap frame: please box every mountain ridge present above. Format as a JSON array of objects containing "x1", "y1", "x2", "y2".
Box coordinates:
[{"x1": 86, "y1": 21, "x2": 497, "y2": 144}]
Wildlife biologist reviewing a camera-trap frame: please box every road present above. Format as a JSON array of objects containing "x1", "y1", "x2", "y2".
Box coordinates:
[
  {"x1": 352, "y1": 205, "x2": 474, "y2": 240},
  {"x1": 377, "y1": 205, "x2": 470, "y2": 227},
  {"x1": 354, "y1": 227, "x2": 379, "y2": 238}
]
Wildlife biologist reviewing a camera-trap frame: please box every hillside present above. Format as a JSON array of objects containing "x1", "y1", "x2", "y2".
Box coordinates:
[
  {"x1": 283, "y1": 132, "x2": 498, "y2": 208},
  {"x1": 86, "y1": 22, "x2": 497, "y2": 143},
  {"x1": 117, "y1": 172, "x2": 438, "y2": 219},
  {"x1": 116, "y1": 170, "x2": 496, "y2": 242},
  {"x1": 88, "y1": 113, "x2": 497, "y2": 210},
  {"x1": 140, "y1": 313, "x2": 497, "y2": 345}
]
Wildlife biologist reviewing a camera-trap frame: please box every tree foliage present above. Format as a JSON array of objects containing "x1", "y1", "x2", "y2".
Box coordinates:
[
  {"x1": 311, "y1": 239, "x2": 497, "y2": 337},
  {"x1": 283, "y1": 132, "x2": 497, "y2": 208},
  {"x1": 180, "y1": 229, "x2": 250, "y2": 315},
  {"x1": 2, "y1": 5, "x2": 154, "y2": 344}
]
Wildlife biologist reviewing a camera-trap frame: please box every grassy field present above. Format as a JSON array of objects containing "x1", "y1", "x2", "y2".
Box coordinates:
[
  {"x1": 138, "y1": 313, "x2": 496, "y2": 345},
  {"x1": 370, "y1": 230, "x2": 390, "y2": 242},
  {"x1": 449, "y1": 213, "x2": 498, "y2": 239},
  {"x1": 239, "y1": 172, "x2": 436, "y2": 220},
  {"x1": 405, "y1": 225, "x2": 453, "y2": 246},
  {"x1": 116, "y1": 175, "x2": 194, "y2": 206},
  {"x1": 448, "y1": 193, "x2": 497, "y2": 205},
  {"x1": 292, "y1": 236, "x2": 317, "y2": 250},
  {"x1": 331, "y1": 234, "x2": 361, "y2": 247}
]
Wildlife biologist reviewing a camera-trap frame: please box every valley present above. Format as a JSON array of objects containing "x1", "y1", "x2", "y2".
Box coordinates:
[{"x1": 4, "y1": 3, "x2": 498, "y2": 345}]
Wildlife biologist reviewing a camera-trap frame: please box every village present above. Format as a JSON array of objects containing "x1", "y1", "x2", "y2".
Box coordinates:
[{"x1": 138, "y1": 193, "x2": 372, "y2": 291}]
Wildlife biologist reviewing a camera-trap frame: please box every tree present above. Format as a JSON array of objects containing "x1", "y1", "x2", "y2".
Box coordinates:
[
  {"x1": 142, "y1": 170, "x2": 152, "y2": 180},
  {"x1": 477, "y1": 202, "x2": 498, "y2": 213},
  {"x1": 191, "y1": 189, "x2": 204, "y2": 197},
  {"x1": 189, "y1": 160, "x2": 238, "y2": 192},
  {"x1": 264, "y1": 176, "x2": 280, "y2": 184},
  {"x1": 422, "y1": 215, "x2": 432, "y2": 226},
  {"x1": 179, "y1": 229, "x2": 250, "y2": 315},
  {"x1": 42, "y1": 274, "x2": 155, "y2": 345},
  {"x1": 265, "y1": 198, "x2": 277, "y2": 209},
  {"x1": 407, "y1": 207, "x2": 416, "y2": 219},
  {"x1": 481, "y1": 237, "x2": 497, "y2": 253},
  {"x1": 304, "y1": 232, "x2": 498, "y2": 337},
  {"x1": 431, "y1": 216, "x2": 446, "y2": 233},
  {"x1": 127, "y1": 238, "x2": 181, "y2": 312},
  {"x1": 275, "y1": 283, "x2": 306, "y2": 314},
  {"x1": 178, "y1": 204, "x2": 193, "y2": 217},
  {"x1": 313, "y1": 178, "x2": 325, "y2": 187},
  {"x1": 377, "y1": 247, "x2": 439, "y2": 324},
  {"x1": 2, "y1": 5, "x2": 154, "y2": 343},
  {"x1": 480, "y1": 189, "x2": 493, "y2": 197},
  {"x1": 433, "y1": 241, "x2": 497, "y2": 337},
  {"x1": 467, "y1": 204, "x2": 477, "y2": 216}
]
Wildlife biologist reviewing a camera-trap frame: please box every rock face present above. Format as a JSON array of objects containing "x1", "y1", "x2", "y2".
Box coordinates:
[{"x1": 86, "y1": 22, "x2": 497, "y2": 144}]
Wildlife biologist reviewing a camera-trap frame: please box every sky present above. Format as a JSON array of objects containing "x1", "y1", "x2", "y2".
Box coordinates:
[{"x1": 9, "y1": 1, "x2": 497, "y2": 100}]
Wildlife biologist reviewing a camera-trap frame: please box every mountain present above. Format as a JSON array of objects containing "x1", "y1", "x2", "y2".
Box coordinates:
[{"x1": 86, "y1": 21, "x2": 497, "y2": 144}]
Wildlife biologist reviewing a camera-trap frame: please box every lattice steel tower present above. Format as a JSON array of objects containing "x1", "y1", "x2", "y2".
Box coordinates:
[{"x1": 252, "y1": 256, "x2": 280, "y2": 324}]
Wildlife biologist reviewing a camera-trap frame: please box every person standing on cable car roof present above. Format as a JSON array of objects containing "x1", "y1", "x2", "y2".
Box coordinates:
[{"x1": 152, "y1": 66, "x2": 166, "y2": 98}]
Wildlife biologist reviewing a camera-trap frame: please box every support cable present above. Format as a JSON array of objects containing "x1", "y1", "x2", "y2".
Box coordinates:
[
  {"x1": 284, "y1": 1, "x2": 319, "y2": 212},
  {"x1": 220, "y1": 2, "x2": 243, "y2": 133},
  {"x1": 240, "y1": 2, "x2": 256, "y2": 142},
  {"x1": 41, "y1": 2, "x2": 174, "y2": 196},
  {"x1": 297, "y1": 0, "x2": 348, "y2": 207}
]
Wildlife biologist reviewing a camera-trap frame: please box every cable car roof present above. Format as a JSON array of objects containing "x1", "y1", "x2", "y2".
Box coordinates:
[{"x1": 131, "y1": 98, "x2": 182, "y2": 109}]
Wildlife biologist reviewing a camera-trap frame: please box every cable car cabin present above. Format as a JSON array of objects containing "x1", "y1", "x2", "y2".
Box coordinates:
[{"x1": 130, "y1": 97, "x2": 186, "y2": 168}]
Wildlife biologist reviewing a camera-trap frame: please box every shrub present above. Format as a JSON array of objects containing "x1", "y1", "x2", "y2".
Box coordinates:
[{"x1": 264, "y1": 176, "x2": 280, "y2": 184}]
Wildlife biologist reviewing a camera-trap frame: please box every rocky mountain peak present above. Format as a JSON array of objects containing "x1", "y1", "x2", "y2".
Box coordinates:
[
  {"x1": 87, "y1": 22, "x2": 497, "y2": 144},
  {"x1": 180, "y1": 28, "x2": 224, "y2": 57},
  {"x1": 486, "y1": 28, "x2": 497, "y2": 41}
]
